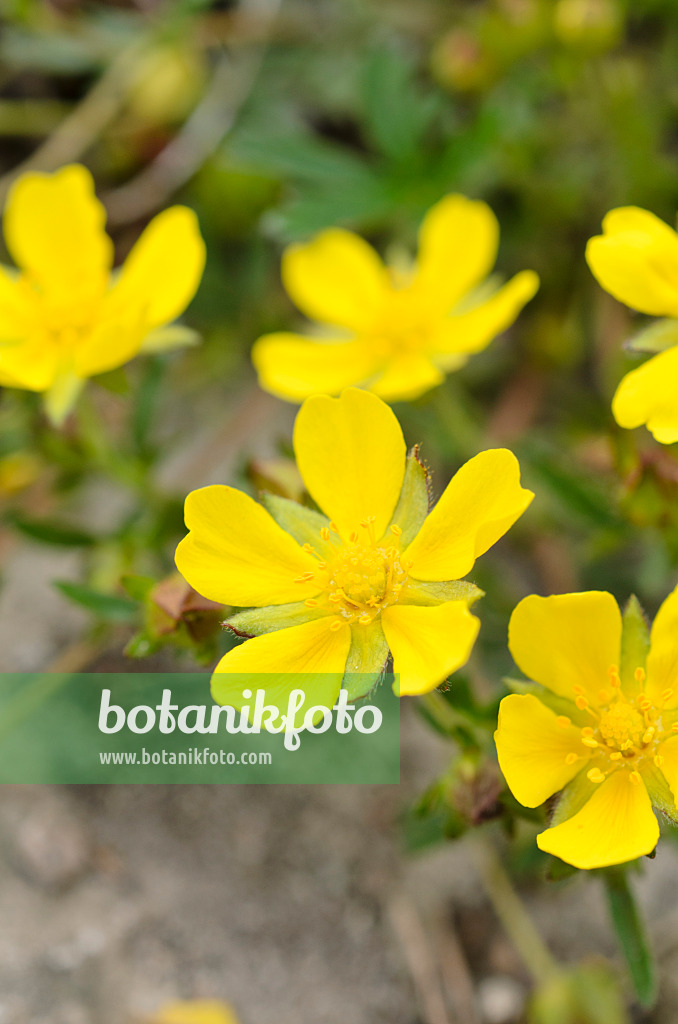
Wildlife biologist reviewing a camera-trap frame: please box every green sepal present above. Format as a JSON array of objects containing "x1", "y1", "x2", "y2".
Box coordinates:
[
  {"x1": 343, "y1": 620, "x2": 389, "y2": 698},
  {"x1": 639, "y1": 759, "x2": 678, "y2": 826},
  {"x1": 549, "y1": 767, "x2": 597, "y2": 827},
  {"x1": 619, "y1": 594, "x2": 650, "y2": 696},
  {"x1": 225, "y1": 601, "x2": 328, "y2": 636},
  {"x1": 261, "y1": 493, "x2": 337, "y2": 559},
  {"x1": 43, "y1": 371, "x2": 84, "y2": 427},
  {"x1": 140, "y1": 325, "x2": 201, "y2": 353},
  {"x1": 624, "y1": 318, "x2": 678, "y2": 354},
  {"x1": 383, "y1": 447, "x2": 429, "y2": 546},
  {"x1": 401, "y1": 578, "x2": 483, "y2": 607},
  {"x1": 503, "y1": 678, "x2": 589, "y2": 725}
]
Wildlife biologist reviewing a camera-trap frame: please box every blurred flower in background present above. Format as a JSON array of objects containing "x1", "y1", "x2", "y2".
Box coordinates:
[
  {"x1": 146, "y1": 1001, "x2": 240, "y2": 1024},
  {"x1": 587, "y1": 206, "x2": 678, "y2": 444},
  {"x1": 252, "y1": 194, "x2": 538, "y2": 403},
  {"x1": 0, "y1": 164, "x2": 205, "y2": 426}
]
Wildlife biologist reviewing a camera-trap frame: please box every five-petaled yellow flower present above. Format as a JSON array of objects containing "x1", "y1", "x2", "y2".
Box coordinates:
[
  {"x1": 0, "y1": 164, "x2": 206, "y2": 424},
  {"x1": 252, "y1": 194, "x2": 539, "y2": 403},
  {"x1": 175, "y1": 388, "x2": 533, "y2": 714},
  {"x1": 587, "y1": 207, "x2": 678, "y2": 444},
  {"x1": 495, "y1": 588, "x2": 678, "y2": 870}
]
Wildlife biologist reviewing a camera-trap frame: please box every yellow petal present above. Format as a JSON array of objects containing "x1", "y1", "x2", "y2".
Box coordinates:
[
  {"x1": 0, "y1": 332, "x2": 60, "y2": 390},
  {"x1": 612, "y1": 347, "x2": 678, "y2": 444},
  {"x1": 151, "y1": 1001, "x2": 240, "y2": 1024},
  {"x1": 293, "y1": 388, "x2": 406, "y2": 541},
  {"x1": 105, "y1": 206, "x2": 205, "y2": 330},
  {"x1": 73, "y1": 310, "x2": 147, "y2": 379},
  {"x1": 586, "y1": 207, "x2": 678, "y2": 316},
  {"x1": 4, "y1": 165, "x2": 111, "y2": 298},
  {"x1": 252, "y1": 332, "x2": 382, "y2": 402},
  {"x1": 431, "y1": 270, "x2": 539, "y2": 363},
  {"x1": 370, "y1": 352, "x2": 445, "y2": 401},
  {"x1": 509, "y1": 592, "x2": 622, "y2": 705},
  {"x1": 413, "y1": 194, "x2": 499, "y2": 312},
  {"x1": 402, "y1": 449, "x2": 533, "y2": 581},
  {"x1": 175, "y1": 485, "x2": 321, "y2": 606},
  {"x1": 537, "y1": 769, "x2": 659, "y2": 870},
  {"x1": 381, "y1": 600, "x2": 480, "y2": 696},
  {"x1": 644, "y1": 584, "x2": 678, "y2": 709},
  {"x1": 211, "y1": 616, "x2": 351, "y2": 722},
  {"x1": 282, "y1": 228, "x2": 388, "y2": 330},
  {"x1": 495, "y1": 693, "x2": 588, "y2": 808}
]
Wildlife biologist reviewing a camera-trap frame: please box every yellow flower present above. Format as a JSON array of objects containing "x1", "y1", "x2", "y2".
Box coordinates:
[
  {"x1": 586, "y1": 207, "x2": 678, "y2": 444},
  {"x1": 175, "y1": 388, "x2": 533, "y2": 713},
  {"x1": 252, "y1": 194, "x2": 539, "y2": 403},
  {"x1": 0, "y1": 164, "x2": 206, "y2": 424},
  {"x1": 495, "y1": 588, "x2": 678, "y2": 870}
]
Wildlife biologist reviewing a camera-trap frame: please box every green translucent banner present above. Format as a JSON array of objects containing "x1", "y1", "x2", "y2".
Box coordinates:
[{"x1": 0, "y1": 673, "x2": 400, "y2": 784}]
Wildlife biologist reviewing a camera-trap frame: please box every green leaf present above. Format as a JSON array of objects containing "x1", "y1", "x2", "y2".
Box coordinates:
[
  {"x1": 7, "y1": 514, "x2": 97, "y2": 547},
  {"x1": 229, "y1": 131, "x2": 374, "y2": 185},
  {"x1": 54, "y1": 582, "x2": 138, "y2": 622},
  {"x1": 619, "y1": 595, "x2": 650, "y2": 695},
  {"x1": 603, "y1": 867, "x2": 657, "y2": 1010},
  {"x1": 624, "y1": 318, "x2": 678, "y2": 354},
  {"x1": 361, "y1": 46, "x2": 438, "y2": 164}
]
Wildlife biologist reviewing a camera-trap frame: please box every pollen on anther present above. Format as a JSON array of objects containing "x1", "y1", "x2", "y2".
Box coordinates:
[
  {"x1": 629, "y1": 770, "x2": 642, "y2": 785},
  {"x1": 662, "y1": 688, "x2": 674, "y2": 702},
  {"x1": 565, "y1": 753, "x2": 579, "y2": 765},
  {"x1": 358, "y1": 613, "x2": 372, "y2": 624},
  {"x1": 320, "y1": 527, "x2": 331, "y2": 542},
  {"x1": 655, "y1": 754, "x2": 665, "y2": 768},
  {"x1": 573, "y1": 685, "x2": 585, "y2": 696},
  {"x1": 582, "y1": 737, "x2": 598, "y2": 748},
  {"x1": 575, "y1": 696, "x2": 589, "y2": 711},
  {"x1": 302, "y1": 543, "x2": 315, "y2": 554},
  {"x1": 329, "y1": 618, "x2": 344, "y2": 631},
  {"x1": 672, "y1": 722, "x2": 678, "y2": 733},
  {"x1": 295, "y1": 572, "x2": 315, "y2": 583},
  {"x1": 587, "y1": 767, "x2": 605, "y2": 783},
  {"x1": 643, "y1": 727, "x2": 655, "y2": 744},
  {"x1": 305, "y1": 599, "x2": 318, "y2": 608},
  {"x1": 610, "y1": 752, "x2": 622, "y2": 761},
  {"x1": 639, "y1": 699, "x2": 652, "y2": 711},
  {"x1": 329, "y1": 522, "x2": 339, "y2": 533},
  {"x1": 390, "y1": 524, "x2": 402, "y2": 536},
  {"x1": 556, "y1": 716, "x2": 571, "y2": 729},
  {"x1": 598, "y1": 689, "x2": 609, "y2": 703},
  {"x1": 635, "y1": 667, "x2": 646, "y2": 684},
  {"x1": 581, "y1": 726, "x2": 594, "y2": 738}
]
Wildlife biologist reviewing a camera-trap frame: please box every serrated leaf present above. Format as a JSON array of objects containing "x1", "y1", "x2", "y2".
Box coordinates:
[
  {"x1": 54, "y1": 581, "x2": 138, "y2": 621},
  {"x1": 361, "y1": 46, "x2": 439, "y2": 164}
]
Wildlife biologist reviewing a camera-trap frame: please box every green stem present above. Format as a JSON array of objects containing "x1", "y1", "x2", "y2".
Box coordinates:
[
  {"x1": 419, "y1": 690, "x2": 486, "y2": 749},
  {"x1": 473, "y1": 834, "x2": 559, "y2": 986},
  {"x1": 603, "y1": 866, "x2": 657, "y2": 1009}
]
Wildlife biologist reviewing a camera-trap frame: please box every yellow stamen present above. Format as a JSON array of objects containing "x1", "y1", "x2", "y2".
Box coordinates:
[
  {"x1": 609, "y1": 752, "x2": 622, "y2": 761},
  {"x1": 629, "y1": 770, "x2": 642, "y2": 785},
  {"x1": 556, "y1": 716, "x2": 571, "y2": 729},
  {"x1": 575, "y1": 695, "x2": 589, "y2": 710},
  {"x1": 582, "y1": 737, "x2": 598, "y2": 748},
  {"x1": 581, "y1": 726, "x2": 594, "y2": 738},
  {"x1": 573, "y1": 685, "x2": 585, "y2": 696},
  {"x1": 642, "y1": 727, "x2": 655, "y2": 744},
  {"x1": 320, "y1": 527, "x2": 331, "y2": 542},
  {"x1": 329, "y1": 522, "x2": 339, "y2": 533},
  {"x1": 587, "y1": 767, "x2": 605, "y2": 783},
  {"x1": 565, "y1": 753, "x2": 579, "y2": 765},
  {"x1": 329, "y1": 618, "x2": 344, "y2": 631},
  {"x1": 662, "y1": 688, "x2": 674, "y2": 703},
  {"x1": 598, "y1": 689, "x2": 609, "y2": 703},
  {"x1": 302, "y1": 543, "x2": 315, "y2": 554},
  {"x1": 654, "y1": 754, "x2": 665, "y2": 768},
  {"x1": 294, "y1": 572, "x2": 315, "y2": 583},
  {"x1": 304, "y1": 599, "x2": 318, "y2": 608},
  {"x1": 635, "y1": 667, "x2": 646, "y2": 684},
  {"x1": 390, "y1": 524, "x2": 402, "y2": 536}
]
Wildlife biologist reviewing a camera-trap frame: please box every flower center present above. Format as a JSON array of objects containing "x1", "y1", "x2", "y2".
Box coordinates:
[
  {"x1": 560, "y1": 665, "x2": 678, "y2": 786},
  {"x1": 294, "y1": 518, "x2": 410, "y2": 628},
  {"x1": 368, "y1": 289, "x2": 435, "y2": 359},
  {"x1": 598, "y1": 703, "x2": 646, "y2": 751}
]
